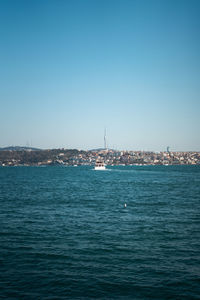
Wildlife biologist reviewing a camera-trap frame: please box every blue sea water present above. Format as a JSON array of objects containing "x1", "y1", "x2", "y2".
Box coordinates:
[{"x1": 0, "y1": 165, "x2": 200, "y2": 299}]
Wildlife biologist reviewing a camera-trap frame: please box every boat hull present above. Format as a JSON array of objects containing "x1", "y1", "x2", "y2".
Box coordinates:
[{"x1": 94, "y1": 166, "x2": 106, "y2": 170}]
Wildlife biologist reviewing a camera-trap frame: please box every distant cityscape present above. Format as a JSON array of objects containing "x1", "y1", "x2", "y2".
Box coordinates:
[{"x1": 0, "y1": 147, "x2": 200, "y2": 166}]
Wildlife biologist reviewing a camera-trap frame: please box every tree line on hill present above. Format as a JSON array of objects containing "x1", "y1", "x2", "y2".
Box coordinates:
[{"x1": 0, "y1": 149, "x2": 84, "y2": 165}]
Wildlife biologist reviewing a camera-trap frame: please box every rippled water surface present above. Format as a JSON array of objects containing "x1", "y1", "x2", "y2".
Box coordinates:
[{"x1": 0, "y1": 165, "x2": 200, "y2": 299}]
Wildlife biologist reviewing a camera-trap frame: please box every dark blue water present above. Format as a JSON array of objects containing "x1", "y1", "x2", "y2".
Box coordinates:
[{"x1": 0, "y1": 166, "x2": 200, "y2": 299}]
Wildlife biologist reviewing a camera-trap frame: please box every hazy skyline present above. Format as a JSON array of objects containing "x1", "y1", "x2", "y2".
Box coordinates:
[{"x1": 1, "y1": 0, "x2": 200, "y2": 151}]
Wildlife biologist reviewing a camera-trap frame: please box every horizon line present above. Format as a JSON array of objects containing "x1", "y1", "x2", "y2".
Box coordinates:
[{"x1": 0, "y1": 145, "x2": 199, "y2": 153}]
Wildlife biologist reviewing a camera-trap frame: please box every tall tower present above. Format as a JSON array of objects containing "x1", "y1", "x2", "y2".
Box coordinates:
[
  {"x1": 167, "y1": 146, "x2": 170, "y2": 153},
  {"x1": 104, "y1": 129, "x2": 107, "y2": 149}
]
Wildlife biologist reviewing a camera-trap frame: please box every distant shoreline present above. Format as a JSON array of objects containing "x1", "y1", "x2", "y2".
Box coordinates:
[{"x1": 0, "y1": 148, "x2": 199, "y2": 167}]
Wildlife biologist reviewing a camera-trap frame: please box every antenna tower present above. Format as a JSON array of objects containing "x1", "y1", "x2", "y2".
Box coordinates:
[{"x1": 104, "y1": 129, "x2": 107, "y2": 149}]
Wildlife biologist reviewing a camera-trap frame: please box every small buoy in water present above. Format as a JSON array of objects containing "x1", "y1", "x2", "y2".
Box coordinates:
[{"x1": 124, "y1": 203, "x2": 127, "y2": 208}]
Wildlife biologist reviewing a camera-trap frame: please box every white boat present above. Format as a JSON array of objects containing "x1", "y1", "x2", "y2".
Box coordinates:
[
  {"x1": 94, "y1": 159, "x2": 106, "y2": 170},
  {"x1": 94, "y1": 130, "x2": 107, "y2": 170}
]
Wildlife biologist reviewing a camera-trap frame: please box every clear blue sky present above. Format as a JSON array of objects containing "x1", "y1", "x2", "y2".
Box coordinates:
[{"x1": 0, "y1": 0, "x2": 199, "y2": 151}]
